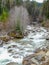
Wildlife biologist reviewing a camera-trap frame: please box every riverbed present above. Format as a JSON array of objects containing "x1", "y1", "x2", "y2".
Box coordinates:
[{"x1": 0, "y1": 25, "x2": 49, "y2": 65}]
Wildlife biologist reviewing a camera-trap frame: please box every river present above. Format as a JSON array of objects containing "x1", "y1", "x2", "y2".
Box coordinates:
[{"x1": 0, "y1": 25, "x2": 49, "y2": 65}]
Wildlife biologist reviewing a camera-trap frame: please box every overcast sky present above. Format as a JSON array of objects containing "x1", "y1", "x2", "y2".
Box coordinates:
[
  {"x1": 35, "y1": 0, "x2": 43, "y2": 3},
  {"x1": 30, "y1": 0, "x2": 44, "y2": 3}
]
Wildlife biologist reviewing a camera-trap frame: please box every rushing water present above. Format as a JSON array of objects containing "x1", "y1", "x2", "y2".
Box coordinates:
[{"x1": 0, "y1": 25, "x2": 49, "y2": 65}]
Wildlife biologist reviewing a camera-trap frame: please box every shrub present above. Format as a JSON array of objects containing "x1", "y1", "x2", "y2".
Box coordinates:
[
  {"x1": 16, "y1": 19, "x2": 23, "y2": 35},
  {"x1": 0, "y1": 9, "x2": 9, "y2": 29},
  {"x1": 0, "y1": 9, "x2": 9, "y2": 22}
]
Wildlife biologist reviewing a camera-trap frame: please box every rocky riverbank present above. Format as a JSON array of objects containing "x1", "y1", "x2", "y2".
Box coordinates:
[
  {"x1": 0, "y1": 30, "x2": 25, "y2": 42},
  {"x1": 0, "y1": 25, "x2": 49, "y2": 65},
  {"x1": 22, "y1": 46, "x2": 49, "y2": 65}
]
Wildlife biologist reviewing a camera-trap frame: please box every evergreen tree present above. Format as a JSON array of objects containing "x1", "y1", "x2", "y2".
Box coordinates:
[
  {"x1": 42, "y1": 0, "x2": 49, "y2": 18},
  {"x1": 16, "y1": 0, "x2": 23, "y2": 6},
  {"x1": 0, "y1": 0, "x2": 2, "y2": 15},
  {"x1": 6, "y1": 0, "x2": 10, "y2": 10}
]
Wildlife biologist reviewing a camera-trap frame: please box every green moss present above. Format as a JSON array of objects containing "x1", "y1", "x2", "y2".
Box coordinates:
[{"x1": 0, "y1": 9, "x2": 9, "y2": 22}]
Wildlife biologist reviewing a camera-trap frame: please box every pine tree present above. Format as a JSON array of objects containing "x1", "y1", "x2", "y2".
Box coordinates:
[
  {"x1": 0, "y1": 0, "x2": 2, "y2": 15},
  {"x1": 16, "y1": 0, "x2": 23, "y2": 6},
  {"x1": 42, "y1": 0, "x2": 49, "y2": 18}
]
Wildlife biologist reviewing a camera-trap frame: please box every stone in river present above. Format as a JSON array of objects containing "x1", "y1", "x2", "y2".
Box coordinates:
[
  {"x1": 35, "y1": 50, "x2": 46, "y2": 61},
  {"x1": 31, "y1": 64, "x2": 36, "y2": 65},
  {"x1": 46, "y1": 51, "x2": 49, "y2": 57},
  {"x1": 41, "y1": 60, "x2": 49, "y2": 65},
  {"x1": 45, "y1": 51, "x2": 49, "y2": 61},
  {"x1": 0, "y1": 36, "x2": 10, "y2": 42},
  {"x1": 8, "y1": 49, "x2": 13, "y2": 53},
  {"x1": 6, "y1": 62, "x2": 18, "y2": 65}
]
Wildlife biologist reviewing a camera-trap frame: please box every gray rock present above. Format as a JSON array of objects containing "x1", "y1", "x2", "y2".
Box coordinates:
[
  {"x1": 6, "y1": 62, "x2": 18, "y2": 65},
  {"x1": 31, "y1": 58, "x2": 39, "y2": 65},
  {"x1": 0, "y1": 40, "x2": 3, "y2": 47}
]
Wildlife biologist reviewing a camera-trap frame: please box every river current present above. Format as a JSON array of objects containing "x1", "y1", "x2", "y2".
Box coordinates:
[{"x1": 0, "y1": 25, "x2": 49, "y2": 65}]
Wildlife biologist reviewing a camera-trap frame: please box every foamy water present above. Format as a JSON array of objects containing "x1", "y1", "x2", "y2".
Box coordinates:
[{"x1": 0, "y1": 25, "x2": 49, "y2": 65}]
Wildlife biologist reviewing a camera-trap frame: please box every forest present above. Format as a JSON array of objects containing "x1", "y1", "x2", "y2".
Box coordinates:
[{"x1": 0, "y1": 0, "x2": 49, "y2": 65}]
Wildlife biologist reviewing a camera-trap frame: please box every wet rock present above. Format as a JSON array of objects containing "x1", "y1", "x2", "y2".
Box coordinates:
[
  {"x1": 46, "y1": 51, "x2": 49, "y2": 57},
  {"x1": 6, "y1": 62, "x2": 18, "y2": 65},
  {"x1": 41, "y1": 61, "x2": 49, "y2": 65},
  {"x1": 0, "y1": 40, "x2": 3, "y2": 46},
  {"x1": 12, "y1": 45, "x2": 17, "y2": 48},
  {"x1": 31, "y1": 64, "x2": 36, "y2": 65},
  {"x1": 22, "y1": 53, "x2": 39, "y2": 65},
  {"x1": 36, "y1": 50, "x2": 46, "y2": 56},
  {"x1": 22, "y1": 59, "x2": 37, "y2": 65},
  {"x1": 7, "y1": 45, "x2": 17, "y2": 50},
  {"x1": 0, "y1": 40, "x2": 2, "y2": 44},
  {"x1": 7, "y1": 46, "x2": 11, "y2": 49},
  {"x1": 22, "y1": 48, "x2": 47, "y2": 65},
  {"x1": 22, "y1": 59, "x2": 29, "y2": 65},
  {"x1": 16, "y1": 33, "x2": 24, "y2": 39},
  {"x1": 13, "y1": 56, "x2": 18, "y2": 58},
  {"x1": 34, "y1": 48, "x2": 41, "y2": 53},
  {"x1": 41, "y1": 47, "x2": 48, "y2": 53},
  {"x1": 8, "y1": 31, "x2": 24, "y2": 39},
  {"x1": 0, "y1": 36, "x2": 10, "y2": 42},
  {"x1": 24, "y1": 30, "x2": 28, "y2": 36},
  {"x1": 31, "y1": 58, "x2": 39, "y2": 65},
  {"x1": 8, "y1": 49, "x2": 13, "y2": 53},
  {"x1": 46, "y1": 38, "x2": 49, "y2": 40},
  {"x1": 35, "y1": 50, "x2": 46, "y2": 61},
  {"x1": 8, "y1": 31, "x2": 17, "y2": 38}
]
